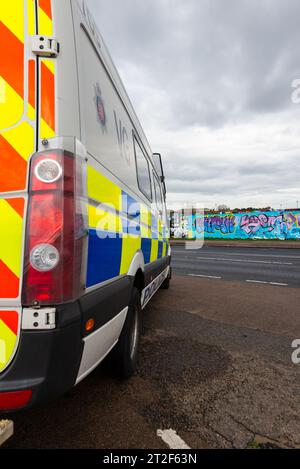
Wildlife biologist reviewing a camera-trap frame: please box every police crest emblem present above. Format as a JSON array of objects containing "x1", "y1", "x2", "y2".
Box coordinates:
[{"x1": 94, "y1": 83, "x2": 107, "y2": 132}]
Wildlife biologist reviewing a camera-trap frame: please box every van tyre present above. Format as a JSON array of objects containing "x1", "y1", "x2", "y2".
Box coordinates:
[{"x1": 112, "y1": 287, "x2": 141, "y2": 379}]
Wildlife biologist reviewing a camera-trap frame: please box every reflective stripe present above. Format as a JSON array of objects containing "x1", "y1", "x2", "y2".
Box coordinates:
[
  {"x1": 27, "y1": 0, "x2": 36, "y2": 36},
  {"x1": 162, "y1": 242, "x2": 167, "y2": 257},
  {"x1": 141, "y1": 238, "x2": 152, "y2": 264},
  {"x1": 157, "y1": 241, "x2": 163, "y2": 259},
  {"x1": 88, "y1": 165, "x2": 122, "y2": 212},
  {"x1": 40, "y1": 60, "x2": 55, "y2": 137},
  {"x1": 140, "y1": 205, "x2": 152, "y2": 238},
  {"x1": 1, "y1": 1, "x2": 24, "y2": 43},
  {"x1": 0, "y1": 2, "x2": 36, "y2": 375},
  {"x1": 158, "y1": 219, "x2": 163, "y2": 241},
  {"x1": 150, "y1": 239, "x2": 159, "y2": 263},
  {"x1": 39, "y1": 0, "x2": 53, "y2": 19},
  {"x1": 0, "y1": 262, "x2": 20, "y2": 299},
  {"x1": 0, "y1": 79, "x2": 24, "y2": 129},
  {"x1": 151, "y1": 214, "x2": 159, "y2": 240},
  {"x1": 0, "y1": 135, "x2": 28, "y2": 193},
  {"x1": 0, "y1": 14, "x2": 24, "y2": 97},
  {"x1": 0, "y1": 1, "x2": 30, "y2": 304},
  {"x1": 120, "y1": 234, "x2": 141, "y2": 275},
  {"x1": 38, "y1": 0, "x2": 53, "y2": 36},
  {"x1": 0, "y1": 310, "x2": 19, "y2": 373},
  {"x1": 0, "y1": 1, "x2": 36, "y2": 192},
  {"x1": 3, "y1": 121, "x2": 35, "y2": 161},
  {"x1": 87, "y1": 230, "x2": 122, "y2": 286},
  {"x1": 86, "y1": 165, "x2": 169, "y2": 287},
  {"x1": 0, "y1": 20, "x2": 24, "y2": 117},
  {"x1": 0, "y1": 200, "x2": 24, "y2": 279},
  {"x1": 88, "y1": 204, "x2": 123, "y2": 234},
  {"x1": 27, "y1": 58, "x2": 36, "y2": 122},
  {"x1": 0, "y1": 199, "x2": 25, "y2": 300},
  {"x1": 28, "y1": 59, "x2": 36, "y2": 109},
  {"x1": 37, "y1": 1, "x2": 56, "y2": 139}
]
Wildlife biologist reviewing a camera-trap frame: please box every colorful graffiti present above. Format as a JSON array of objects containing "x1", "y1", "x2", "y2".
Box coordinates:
[{"x1": 189, "y1": 211, "x2": 300, "y2": 240}]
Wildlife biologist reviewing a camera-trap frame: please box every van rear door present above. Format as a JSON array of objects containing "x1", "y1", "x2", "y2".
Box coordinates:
[{"x1": 0, "y1": 0, "x2": 39, "y2": 373}]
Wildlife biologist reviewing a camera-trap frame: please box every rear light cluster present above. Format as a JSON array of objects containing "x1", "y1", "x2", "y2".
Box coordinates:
[{"x1": 22, "y1": 149, "x2": 88, "y2": 306}]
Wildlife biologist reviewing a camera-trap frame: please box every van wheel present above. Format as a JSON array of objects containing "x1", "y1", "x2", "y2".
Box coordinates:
[
  {"x1": 160, "y1": 267, "x2": 171, "y2": 290},
  {"x1": 112, "y1": 287, "x2": 141, "y2": 379}
]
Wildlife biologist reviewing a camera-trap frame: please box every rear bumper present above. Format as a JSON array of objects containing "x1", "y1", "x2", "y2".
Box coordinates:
[
  {"x1": 0, "y1": 261, "x2": 171, "y2": 412},
  {"x1": 0, "y1": 275, "x2": 133, "y2": 412},
  {"x1": 0, "y1": 304, "x2": 84, "y2": 413}
]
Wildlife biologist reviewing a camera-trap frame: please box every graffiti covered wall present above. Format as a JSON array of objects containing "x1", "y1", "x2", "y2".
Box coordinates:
[{"x1": 189, "y1": 211, "x2": 300, "y2": 240}]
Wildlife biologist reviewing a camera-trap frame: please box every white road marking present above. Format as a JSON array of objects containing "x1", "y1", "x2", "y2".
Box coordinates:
[
  {"x1": 187, "y1": 275, "x2": 289, "y2": 286},
  {"x1": 272, "y1": 261, "x2": 293, "y2": 265},
  {"x1": 174, "y1": 249, "x2": 196, "y2": 252},
  {"x1": 269, "y1": 282, "x2": 288, "y2": 287},
  {"x1": 219, "y1": 252, "x2": 300, "y2": 260},
  {"x1": 188, "y1": 274, "x2": 221, "y2": 279},
  {"x1": 246, "y1": 280, "x2": 288, "y2": 287},
  {"x1": 246, "y1": 280, "x2": 268, "y2": 284},
  {"x1": 157, "y1": 429, "x2": 191, "y2": 450},
  {"x1": 196, "y1": 256, "x2": 292, "y2": 265},
  {"x1": 174, "y1": 250, "x2": 300, "y2": 260}
]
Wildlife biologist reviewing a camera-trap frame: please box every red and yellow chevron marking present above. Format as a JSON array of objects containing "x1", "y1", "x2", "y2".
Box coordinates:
[
  {"x1": 0, "y1": 199, "x2": 25, "y2": 299},
  {"x1": 0, "y1": 2, "x2": 33, "y2": 306},
  {"x1": 40, "y1": 59, "x2": 56, "y2": 138},
  {"x1": 0, "y1": 310, "x2": 19, "y2": 373},
  {"x1": 0, "y1": 1, "x2": 56, "y2": 193},
  {"x1": 0, "y1": 1, "x2": 55, "y2": 303},
  {"x1": 0, "y1": 1, "x2": 36, "y2": 193},
  {"x1": 39, "y1": 0, "x2": 52, "y2": 20},
  {"x1": 37, "y1": 0, "x2": 56, "y2": 139}
]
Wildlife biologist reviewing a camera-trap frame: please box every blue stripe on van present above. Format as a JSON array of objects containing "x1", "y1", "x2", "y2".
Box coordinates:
[
  {"x1": 158, "y1": 241, "x2": 163, "y2": 259},
  {"x1": 141, "y1": 238, "x2": 152, "y2": 264},
  {"x1": 86, "y1": 229, "x2": 123, "y2": 287},
  {"x1": 122, "y1": 191, "x2": 141, "y2": 222},
  {"x1": 121, "y1": 191, "x2": 141, "y2": 236},
  {"x1": 151, "y1": 214, "x2": 158, "y2": 239},
  {"x1": 122, "y1": 218, "x2": 141, "y2": 236}
]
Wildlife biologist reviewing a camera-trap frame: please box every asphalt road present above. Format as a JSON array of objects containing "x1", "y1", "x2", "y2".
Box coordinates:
[
  {"x1": 4, "y1": 246, "x2": 300, "y2": 449},
  {"x1": 171, "y1": 245, "x2": 300, "y2": 288}
]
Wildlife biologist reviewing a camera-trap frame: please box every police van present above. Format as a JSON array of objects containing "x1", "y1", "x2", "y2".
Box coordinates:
[{"x1": 0, "y1": 0, "x2": 171, "y2": 411}]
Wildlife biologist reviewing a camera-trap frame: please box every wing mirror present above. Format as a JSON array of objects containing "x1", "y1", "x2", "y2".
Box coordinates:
[{"x1": 153, "y1": 153, "x2": 166, "y2": 195}]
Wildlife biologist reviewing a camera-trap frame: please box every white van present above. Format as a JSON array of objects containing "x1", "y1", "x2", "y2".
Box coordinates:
[{"x1": 0, "y1": 0, "x2": 171, "y2": 411}]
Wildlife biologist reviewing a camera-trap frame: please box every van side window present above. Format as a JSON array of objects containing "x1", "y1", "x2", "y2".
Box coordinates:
[
  {"x1": 154, "y1": 173, "x2": 163, "y2": 213},
  {"x1": 134, "y1": 138, "x2": 152, "y2": 200}
]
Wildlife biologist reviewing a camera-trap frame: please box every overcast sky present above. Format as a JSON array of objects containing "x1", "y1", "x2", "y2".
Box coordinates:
[{"x1": 87, "y1": 0, "x2": 300, "y2": 210}]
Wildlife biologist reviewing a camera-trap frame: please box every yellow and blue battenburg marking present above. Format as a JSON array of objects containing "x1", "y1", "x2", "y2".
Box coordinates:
[{"x1": 86, "y1": 165, "x2": 169, "y2": 287}]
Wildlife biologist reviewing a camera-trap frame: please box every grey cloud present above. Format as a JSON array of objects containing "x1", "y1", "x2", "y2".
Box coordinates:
[
  {"x1": 164, "y1": 151, "x2": 300, "y2": 199},
  {"x1": 86, "y1": 0, "x2": 300, "y2": 208},
  {"x1": 88, "y1": 0, "x2": 300, "y2": 128}
]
